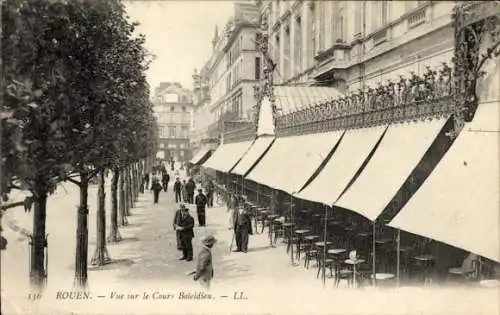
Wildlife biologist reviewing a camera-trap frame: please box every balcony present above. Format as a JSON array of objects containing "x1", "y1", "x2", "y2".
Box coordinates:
[{"x1": 207, "y1": 110, "x2": 248, "y2": 138}]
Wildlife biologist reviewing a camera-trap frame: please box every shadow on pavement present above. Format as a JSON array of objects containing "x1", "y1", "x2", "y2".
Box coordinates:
[{"x1": 88, "y1": 258, "x2": 136, "y2": 271}]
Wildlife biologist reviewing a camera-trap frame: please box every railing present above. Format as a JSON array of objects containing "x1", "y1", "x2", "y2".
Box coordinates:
[
  {"x1": 276, "y1": 63, "x2": 457, "y2": 136},
  {"x1": 224, "y1": 123, "x2": 256, "y2": 143},
  {"x1": 408, "y1": 6, "x2": 427, "y2": 28}
]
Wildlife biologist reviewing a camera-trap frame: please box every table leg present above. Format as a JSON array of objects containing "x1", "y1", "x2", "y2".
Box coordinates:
[{"x1": 353, "y1": 265, "x2": 357, "y2": 289}]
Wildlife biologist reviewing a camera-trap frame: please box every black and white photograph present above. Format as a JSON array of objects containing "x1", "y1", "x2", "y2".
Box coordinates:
[{"x1": 1, "y1": 1, "x2": 499, "y2": 314}]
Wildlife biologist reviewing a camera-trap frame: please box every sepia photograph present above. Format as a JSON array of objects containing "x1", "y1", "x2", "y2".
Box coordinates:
[{"x1": 1, "y1": 0, "x2": 499, "y2": 314}]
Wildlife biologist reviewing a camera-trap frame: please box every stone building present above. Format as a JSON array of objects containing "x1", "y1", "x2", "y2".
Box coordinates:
[
  {"x1": 153, "y1": 82, "x2": 193, "y2": 163},
  {"x1": 191, "y1": 2, "x2": 262, "y2": 153},
  {"x1": 260, "y1": 0, "x2": 455, "y2": 91}
]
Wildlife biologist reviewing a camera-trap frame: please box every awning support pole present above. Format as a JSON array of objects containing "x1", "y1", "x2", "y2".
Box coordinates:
[
  {"x1": 372, "y1": 221, "x2": 376, "y2": 288},
  {"x1": 322, "y1": 205, "x2": 328, "y2": 288},
  {"x1": 289, "y1": 193, "x2": 295, "y2": 265},
  {"x1": 397, "y1": 229, "x2": 401, "y2": 287}
]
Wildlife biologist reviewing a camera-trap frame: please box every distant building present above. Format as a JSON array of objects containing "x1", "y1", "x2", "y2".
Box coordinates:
[
  {"x1": 191, "y1": 2, "x2": 261, "y2": 150},
  {"x1": 153, "y1": 82, "x2": 193, "y2": 163}
]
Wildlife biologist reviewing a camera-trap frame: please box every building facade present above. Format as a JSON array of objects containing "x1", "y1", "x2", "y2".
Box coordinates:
[
  {"x1": 153, "y1": 82, "x2": 193, "y2": 163},
  {"x1": 191, "y1": 2, "x2": 262, "y2": 151},
  {"x1": 260, "y1": 0, "x2": 455, "y2": 92}
]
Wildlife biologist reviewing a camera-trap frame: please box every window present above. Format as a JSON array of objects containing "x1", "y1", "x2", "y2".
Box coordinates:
[
  {"x1": 159, "y1": 143, "x2": 165, "y2": 149},
  {"x1": 309, "y1": 4, "x2": 316, "y2": 65},
  {"x1": 168, "y1": 143, "x2": 176, "y2": 149},
  {"x1": 182, "y1": 106, "x2": 186, "y2": 112},
  {"x1": 181, "y1": 126, "x2": 188, "y2": 138},
  {"x1": 180, "y1": 150, "x2": 184, "y2": 157},
  {"x1": 373, "y1": 1, "x2": 388, "y2": 30},
  {"x1": 159, "y1": 126, "x2": 165, "y2": 137},
  {"x1": 284, "y1": 25, "x2": 291, "y2": 79},
  {"x1": 170, "y1": 106, "x2": 175, "y2": 112},
  {"x1": 255, "y1": 57, "x2": 261, "y2": 80},
  {"x1": 295, "y1": 15, "x2": 302, "y2": 73},
  {"x1": 354, "y1": 2, "x2": 362, "y2": 35},
  {"x1": 275, "y1": 34, "x2": 280, "y2": 75},
  {"x1": 179, "y1": 143, "x2": 185, "y2": 149},
  {"x1": 169, "y1": 126, "x2": 176, "y2": 138}
]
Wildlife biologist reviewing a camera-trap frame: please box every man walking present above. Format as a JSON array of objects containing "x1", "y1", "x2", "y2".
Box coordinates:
[
  {"x1": 206, "y1": 180, "x2": 214, "y2": 208},
  {"x1": 162, "y1": 172, "x2": 170, "y2": 192},
  {"x1": 173, "y1": 205, "x2": 183, "y2": 252},
  {"x1": 193, "y1": 235, "x2": 217, "y2": 290},
  {"x1": 175, "y1": 205, "x2": 195, "y2": 261},
  {"x1": 173, "y1": 177, "x2": 182, "y2": 203},
  {"x1": 195, "y1": 189, "x2": 208, "y2": 227},
  {"x1": 186, "y1": 177, "x2": 196, "y2": 204},
  {"x1": 233, "y1": 202, "x2": 253, "y2": 253},
  {"x1": 151, "y1": 179, "x2": 162, "y2": 205}
]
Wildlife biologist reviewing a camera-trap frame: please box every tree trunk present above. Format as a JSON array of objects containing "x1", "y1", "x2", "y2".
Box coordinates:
[
  {"x1": 131, "y1": 164, "x2": 137, "y2": 201},
  {"x1": 126, "y1": 166, "x2": 133, "y2": 213},
  {"x1": 75, "y1": 173, "x2": 90, "y2": 289},
  {"x1": 108, "y1": 167, "x2": 122, "y2": 242},
  {"x1": 91, "y1": 169, "x2": 111, "y2": 266},
  {"x1": 30, "y1": 189, "x2": 48, "y2": 291},
  {"x1": 118, "y1": 168, "x2": 127, "y2": 226}
]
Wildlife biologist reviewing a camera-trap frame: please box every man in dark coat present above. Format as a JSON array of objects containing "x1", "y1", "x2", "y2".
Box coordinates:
[
  {"x1": 173, "y1": 177, "x2": 182, "y2": 203},
  {"x1": 175, "y1": 205, "x2": 195, "y2": 261},
  {"x1": 151, "y1": 179, "x2": 162, "y2": 205},
  {"x1": 173, "y1": 205, "x2": 183, "y2": 251},
  {"x1": 206, "y1": 180, "x2": 214, "y2": 208},
  {"x1": 233, "y1": 204, "x2": 253, "y2": 253},
  {"x1": 193, "y1": 235, "x2": 217, "y2": 290},
  {"x1": 185, "y1": 178, "x2": 196, "y2": 204},
  {"x1": 195, "y1": 189, "x2": 208, "y2": 227},
  {"x1": 162, "y1": 172, "x2": 170, "y2": 192}
]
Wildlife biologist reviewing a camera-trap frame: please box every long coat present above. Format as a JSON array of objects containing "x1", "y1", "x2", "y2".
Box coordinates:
[
  {"x1": 173, "y1": 209, "x2": 182, "y2": 250},
  {"x1": 194, "y1": 246, "x2": 214, "y2": 281},
  {"x1": 178, "y1": 213, "x2": 195, "y2": 240},
  {"x1": 233, "y1": 208, "x2": 253, "y2": 234}
]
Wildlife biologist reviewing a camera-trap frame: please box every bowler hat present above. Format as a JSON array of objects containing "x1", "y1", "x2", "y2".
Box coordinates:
[
  {"x1": 180, "y1": 204, "x2": 187, "y2": 210},
  {"x1": 202, "y1": 235, "x2": 217, "y2": 246}
]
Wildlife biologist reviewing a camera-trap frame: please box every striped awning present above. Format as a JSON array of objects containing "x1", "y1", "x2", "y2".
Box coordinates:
[
  {"x1": 297, "y1": 125, "x2": 387, "y2": 206},
  {"x1": 245, "y1": 130, "x2": 343, "y2": 195},
  {"x1": 202, "y1": 140, "x2": 253, "y2": 173},
  {"x1": 335, "y1": 117, "x2": 450, "y2": 221},
  {"x1": 189, "y1": 147, "x2": 212, "y2": 165},
  {"x1": 389, "y1": 103, "x2": 500, "y2": 262},
  {"x1": 272, "y1": 86, "x2": 344, "y2": 115},
  {"x1": 231, "y1": 136, "x2": 274, "y2": 176}
]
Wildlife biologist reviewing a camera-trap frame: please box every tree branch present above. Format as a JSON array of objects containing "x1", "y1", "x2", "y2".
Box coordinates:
[
  {"x1": 8, "y1": 184, "x2": 23, "y2": 190},
  {"x1": 475, "y1": 39, "x2": 500, "y2": 75},
  {"x1": 65, "y1": 177, "x2": 81, "y2": 186},
  {"x1": 1, "y1": 201, "x2": 24, "y2": 210}
]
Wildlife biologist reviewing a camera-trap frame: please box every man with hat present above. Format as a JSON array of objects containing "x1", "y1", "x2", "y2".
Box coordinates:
[
  {"x1": 174, "y1": 204, "x2": 195, "y2": 261},
  {"x1": 193, "y1": 235, "x2": 217, "y2": 290},
  {"x1": 195, "y1": 188, "x2": 208, "y2": 227},
  {"x1": 233, "y1": 201, "x2": 253, "y2": 253}
]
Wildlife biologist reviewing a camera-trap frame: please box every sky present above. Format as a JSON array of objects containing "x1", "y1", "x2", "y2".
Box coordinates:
[{"x1": 125, "y1": 0, "x2": 235, "y2": 94}]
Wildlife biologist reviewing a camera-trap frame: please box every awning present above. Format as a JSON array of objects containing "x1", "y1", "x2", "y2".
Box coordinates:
[
  {"x1": 335, "y1": 117, "x2": 449, "y2": 221},
  {"x1": 231, "y1": 136, "x2": 274, "y2": 176},
  {"x1": 202, "y1": 140, "x2": 253, "y2": 173},
  {"x1": 189, "y1": 147, "x2": 212, "y2": 165},
  {"x1": 389, "y1": 103, "x2": 500, "y2": 262},
  {"x1": 245, "y1": 131, "x2": 343, "y2": 195},
  {"x1": 296, "y1": 125, "x2": 387, "y2": 205},
  {"x1": 272, "y1": 86, "x2": 344, "y2": 115}
]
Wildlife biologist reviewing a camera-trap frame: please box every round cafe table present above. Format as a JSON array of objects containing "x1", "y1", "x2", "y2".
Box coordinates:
[
  {"x1": 267, "y1": 214, "x2": 280, "y2": 246},
  {"x1": 328, "y1": 248, "x2": 346, "y2": 255},
  {"x1": 345, "y1": 259, "x2": 365, "y2": 288},
  {"x1": 282, "y1": 223, "x2": 296, "y2": 253}
]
